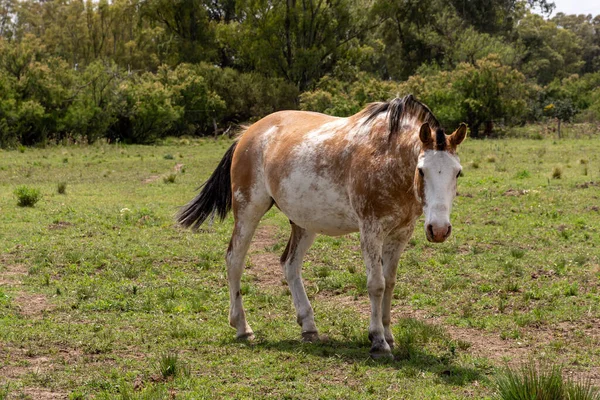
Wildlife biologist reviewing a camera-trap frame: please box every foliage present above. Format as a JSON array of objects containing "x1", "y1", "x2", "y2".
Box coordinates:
[
  {"x1": 0, "y1": 0, "x2": 599, "y2": 144},
  {"x1": 400, "y1": 55, "x2": 532, "y2": 136},
  {"x1": 300, "y1": 72, "x2": 397, "y2": 116},
  {"x1": 14, "y1": 185, "x2": 41, "y2": 207},
  {"x1": 496, "y1": 363, "x2": 600, "y2": 400}
]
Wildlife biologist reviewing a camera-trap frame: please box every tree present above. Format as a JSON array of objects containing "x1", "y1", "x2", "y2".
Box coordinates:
[
  {"x1": 400, "y1": 55, "x2": 533, "y2": 137},
  {"x1": 226, "y1": 0, "x2": 373, "y2": 90},
  {"x1": 514, "y1": 13, "x2": 584, "y2": 85},
  {"x1": 552, "y1": 13, "x2": 600, "y2": 74}
]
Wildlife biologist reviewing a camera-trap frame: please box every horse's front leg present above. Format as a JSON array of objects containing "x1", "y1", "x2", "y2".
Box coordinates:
[
  {"x1": 381, "y1": 225, "x2": 414, "y2": 349},
  {"x1": 359, "y1": 222, "x2": 391, "y2": 359}
]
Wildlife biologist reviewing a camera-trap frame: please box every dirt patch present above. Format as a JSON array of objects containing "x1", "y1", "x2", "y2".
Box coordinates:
[
  {"x1": 576, "y1": 181, "x2": 599, "y2": 189},
  {"x1": 0, "y1": 255, "x2": 27, "y2": 286},
  {"x1": 142, "y1": 175, "x2": 161, "y2": 184},
  {"x1": 503, "y1": 189, "x2": 529, "y2": 196},
  {"x1": 142, "y1": 164, "x2": 184, "y2": 184},
  {"x1": 0, "y1": 345, "x2": 78, "y2": 399},
  {"x1": 247, "y1": 225, "x2": 286, "y2": 289},
  {"x1": 14, "y1": 292, "x2": 54, "y2": 317},
  {"x1": 21, "y1": 389, "x2": 67, "y2": 399},
  {"x1": 174, "y1": 163, "x2": 184, "y2": 173},
  {"x1": 48, "y1": 221, "x2": 74, "y2": 230}
]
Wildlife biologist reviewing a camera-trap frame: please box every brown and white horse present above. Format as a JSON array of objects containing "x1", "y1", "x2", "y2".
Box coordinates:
[{"x1": 178, "y1": 94, "x2": 466, "y2": 358}]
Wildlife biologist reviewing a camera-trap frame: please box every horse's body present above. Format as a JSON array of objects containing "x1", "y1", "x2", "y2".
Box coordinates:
[{"x1": 178, "y1": 95, "x2": 466, "y2": 358}]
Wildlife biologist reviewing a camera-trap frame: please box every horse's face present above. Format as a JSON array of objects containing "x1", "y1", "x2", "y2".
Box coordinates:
[{"x1": 414, "y1": 123, "x2": 467, "y2": 243}]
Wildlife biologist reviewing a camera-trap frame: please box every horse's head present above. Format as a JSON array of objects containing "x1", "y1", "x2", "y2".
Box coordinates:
[{"x1": 414, "y1": 122, "x2": 467, "y2": 243}]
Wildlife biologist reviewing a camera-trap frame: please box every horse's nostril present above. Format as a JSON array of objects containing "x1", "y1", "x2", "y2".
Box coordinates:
[
  {"x1": 446, "y1": 225, "x2": 452, "y2": 237},
  {"x1": 427, "y1": 224, "x2": 434, "y2": 237}
]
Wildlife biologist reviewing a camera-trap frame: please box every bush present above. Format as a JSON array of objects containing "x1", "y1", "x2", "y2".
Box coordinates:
[
  {"x1": 57, "y1": 182, "x2": 66, "y2": 194},
  {"x1": 496, "y1": 363, "x2": 600, "y2": 400},
  {"x1": 14, "y1": 186, "x2": 41, "y2": 207},
  {"x1": 300, "y1": 72, "x2": 397, "y2": 116}
]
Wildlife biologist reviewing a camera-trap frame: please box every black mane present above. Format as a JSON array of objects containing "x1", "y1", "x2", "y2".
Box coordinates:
[{"x1": 361, "y1": 94, "x2": 441, "y2": 138}]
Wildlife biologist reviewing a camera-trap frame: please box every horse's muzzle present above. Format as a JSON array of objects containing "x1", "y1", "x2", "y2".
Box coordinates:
[{"x1": 426, "y1": 223, "x2": 452, "y2": 243}]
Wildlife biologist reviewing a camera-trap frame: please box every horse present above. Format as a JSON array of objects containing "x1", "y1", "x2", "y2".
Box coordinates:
[{"x1": 177, "y1": 94, "x2": 466, "y2": 358}]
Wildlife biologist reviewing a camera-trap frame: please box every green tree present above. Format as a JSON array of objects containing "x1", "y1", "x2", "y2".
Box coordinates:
[
  {"x1": 514, "y1": 13, "x2": 584, "y2": 85},
  {"x1": 552, "y1": 13, "x2": 600, "y2": 74},
  {"x1": 226, "y1": 0, "x2": 373, "y2": 90},
  {"x1": 400, "y1": 55, "x2": 533, "y2": 137}
]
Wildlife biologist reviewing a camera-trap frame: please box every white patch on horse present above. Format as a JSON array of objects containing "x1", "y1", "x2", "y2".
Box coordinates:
[
  {"x1": 418, "y1": 150, "x2": 461, "y2": 241},
  {"x1": 276, "y1": 162, "x2": 357, "y2": 236}
]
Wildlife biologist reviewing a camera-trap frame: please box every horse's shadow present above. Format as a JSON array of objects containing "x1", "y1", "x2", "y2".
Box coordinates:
[{"x1": 231, "y1": 335, "x2": 486, "y2": 387}]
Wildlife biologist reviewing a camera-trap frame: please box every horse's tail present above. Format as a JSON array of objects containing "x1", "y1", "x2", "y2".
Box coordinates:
[{"x1": 177, "y1": 141, "x2": 238, "y2": 230}]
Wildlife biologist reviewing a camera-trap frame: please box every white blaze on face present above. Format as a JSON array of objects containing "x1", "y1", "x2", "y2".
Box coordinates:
[{"x1": 417, "y1": 150, "x2": 462, "y2": 242}]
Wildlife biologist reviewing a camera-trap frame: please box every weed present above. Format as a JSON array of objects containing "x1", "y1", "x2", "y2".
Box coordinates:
[
  {"x1": 316, "y1": 266, "x2": 331, "y2": 278},
  {"x1": 470, "y1": 161, "x2": 480, "y2": 169},
  {"x1": 496, "y1": 363, "x2": 600, "y2": 400},
  {"x1": 564, "y1": 283, "x2": 578, "y2": 297},
  {"x1": 120, "y1": 264, "x2": 140, "y2": 279},
  {"x1": 510, "y1": 248, "x2": 525, "y2": 259},
  {"x1": 57, "y1": 182, "x2": 67, "y2": 194},
  {"x1": 163, "y1": 154, "x2": 174, "y2": 160},
  {"x1": 552, "y1": 166, "x2": 563, "y2": 179},
  {"x1": 515, "y1": 170, "x2": 530, "y2": 179},
  {"x1": 163, "y1": 174, "x2": 176, "y2": 183},
  {"x1": 0, "y1": 385, "x2": 8, "y2": 400},
  {"x1": 156, "y1": 351, "x2": 190, "y2": 379},
  {"x1": 573, "y1": 254, "x2": 587, "y2": 266},
  {"x1": 14, "y1": 185, "x2": 41, "y2": 207},
  {"x1": 504, "y1": 281, "x2": 520, "y2": 293},
  {"x1": 486, "y1": 154, "x2": 497, "y2": 163}
]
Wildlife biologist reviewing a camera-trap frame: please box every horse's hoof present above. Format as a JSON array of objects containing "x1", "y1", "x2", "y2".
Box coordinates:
[
  {"x1": 302, "y1": 331, "x2": 320, "y2": 343},
  {"x1": 370, "y1": 349, "x2": 394, "y2": 360},
  {"x1": 386, "y1": 340, "x2": 395, "y2": 350},
  {"x1": 236, "y1": 332, "x2": 255, "y2": 341}
]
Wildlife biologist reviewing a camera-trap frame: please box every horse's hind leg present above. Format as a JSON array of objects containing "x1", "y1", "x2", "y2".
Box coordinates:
[
  {"x1": 226, "y1": 193, "x2": 273, "y2": 340},
  {"x1": 281, "y1": 222, "x2": 317, "y2": 341}
]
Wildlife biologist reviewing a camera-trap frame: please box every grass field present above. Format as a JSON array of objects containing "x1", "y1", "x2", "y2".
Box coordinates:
[{"x1": 0, "y1": 131, "x2": 599, "y2": 399}]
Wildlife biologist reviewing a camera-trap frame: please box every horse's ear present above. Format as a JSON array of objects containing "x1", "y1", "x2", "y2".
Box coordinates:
[
  {"x1": 450, "y1": 123, "x2": 467, "y2": 147},
  {"x1": 419, "y1": 123, "x2": 432, "y2": 146}
]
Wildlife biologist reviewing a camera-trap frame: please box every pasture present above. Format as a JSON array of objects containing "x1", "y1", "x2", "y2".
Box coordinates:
[{"x1": 0, "y1": 133, "x2": 599, "y2": 399}]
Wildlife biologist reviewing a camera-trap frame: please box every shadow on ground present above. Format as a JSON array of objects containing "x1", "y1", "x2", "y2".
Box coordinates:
[{"x1": 225, "y1": 318, "x2": 489, "y2": 387}]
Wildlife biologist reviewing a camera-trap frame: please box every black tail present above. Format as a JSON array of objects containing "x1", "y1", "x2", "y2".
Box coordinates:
[{"x1": 177, "y1": 141, "x2": 238, "y2": 230}]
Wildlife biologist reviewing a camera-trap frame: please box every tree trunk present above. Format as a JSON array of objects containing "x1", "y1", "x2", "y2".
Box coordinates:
[
  {"x1": 469, "y1": 121, "x2": 480, "y2": 138},
  {"x1": 484, "y1": 120, "x2": 494, "y2": 136},
  {"x1": 557, "y1": 118, "x2": 561, "y2": 139}
]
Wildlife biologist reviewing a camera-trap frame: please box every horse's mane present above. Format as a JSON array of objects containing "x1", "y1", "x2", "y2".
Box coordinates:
[{"x1": 360, "y1": 94, "x2": 441, "y2": 138}]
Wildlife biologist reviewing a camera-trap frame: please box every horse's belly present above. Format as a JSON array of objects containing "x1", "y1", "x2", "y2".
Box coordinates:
[{"x1": 272, "y1": 176, "x2": 358, "y2": 236}]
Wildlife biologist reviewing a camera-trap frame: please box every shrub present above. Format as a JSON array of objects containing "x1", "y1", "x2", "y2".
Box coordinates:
[
  {"x1": 57, "y1": 182, "x2": 66, "y2": 194},
  {"x1": 552, "y1": 166, "x2": 563, "y2": 179},
  {"x1": 156, "y1": 351, "x2": 190, "y2": 379},
  {"x1": 496, "y1": 363, "x2": 600, "y2": 400},
  {"x1": 163, "y1": 174, "x2": 176, "y2": 184},
  {"x1": 14, "y1": 186, "x2": 41, "y2": 207}
]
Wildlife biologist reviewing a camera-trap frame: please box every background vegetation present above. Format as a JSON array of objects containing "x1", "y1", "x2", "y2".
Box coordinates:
[{"x1": 0, "y1": 0, "x2": 599, "y2": 145}]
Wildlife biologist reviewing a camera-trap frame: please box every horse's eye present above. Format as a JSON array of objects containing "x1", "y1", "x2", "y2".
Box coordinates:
[
  {"x1": 456, "y1": 170, "x2": 462, "y2": 178},
  {"x1": 418, "y1": 168, "x2": 424, "y2": 177}
]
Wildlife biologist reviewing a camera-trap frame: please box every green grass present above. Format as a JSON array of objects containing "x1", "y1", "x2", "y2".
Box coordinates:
[
  {"x1": 496, "y1": 363, "x2": 600, "y2": 400},
  {"x1": 0, "y1": 135, "x2": 599, "y2": 398}
]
